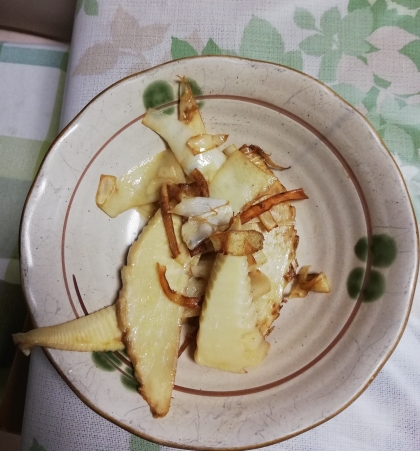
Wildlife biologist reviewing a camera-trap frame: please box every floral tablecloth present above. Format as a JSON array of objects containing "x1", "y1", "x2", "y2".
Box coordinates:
[{"x1": 17, "y1": 0, "x2": 420, "y2": 450}]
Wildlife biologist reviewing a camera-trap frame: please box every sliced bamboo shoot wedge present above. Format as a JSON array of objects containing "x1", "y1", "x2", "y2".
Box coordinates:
[
  {"x1": 13, "y1": 305, "x2": 123, "y2": 356},
  {"x1": 117, "y1": 209, "x2": 192, "y2": 417},
  {"x1": 237, "y1": 148, "x2": 302, "y2": 335},
  {"x1": 209, "y1": 150, "x2": 277, "y2": 213},
  {"x1": 253, "y1": 224, "x2": 298, "y2": 334},
  {"x1": 96, "y1": 150, "x2": 185, "y2": 218},
  {"x1": 142, "y1": 109, "x2": 226, "y2": 180},
  {"x1": 195, "y1": 254, "x2": 269, "y2": 373}
]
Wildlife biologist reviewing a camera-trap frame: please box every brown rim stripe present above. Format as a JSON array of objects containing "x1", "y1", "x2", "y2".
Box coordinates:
[
  {"x1": 174, "y1": 301, "x2": 362, "y2": 396},
  {"x1": 72, "y1": 274, "x2": 89, "y2": 316},
  {"x1": 62, "y1": 94, "x2": 372, "y2": 397}
]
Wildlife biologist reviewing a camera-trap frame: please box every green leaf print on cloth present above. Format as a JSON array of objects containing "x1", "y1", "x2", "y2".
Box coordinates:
[
  {"x1": 171, "y1": 17, "x2": 302, "y2": 70},
  {"x1": 239, "y1": 16, "x2": 303, "y2": 70},
  {"x1": 130, "y1": 435, "x2": 159, "y2": 450},
  {"x1": 76, "y1": 0, "x2": 99, "y2": 16},
  {"x1": 296, "y1": 7, "x2": 375, "y2": 82},
  {"x1": 171, "y1": 37, "x2": 199, "y2": 59},
  {"x1": 393, "y1": 0, "x2": 420, "y2": 8},
  {"x1": 294, "y1": 7, "x2": 319, "y2": 31},
  {"x1": 400, "y1": 40, "x2": 420, "y2": 71},
  {"x1": 361, "y1": 96, "x2": 420, "y2": 165},
  {"x1": 350, "y1": 0, "x2": 420, "y2": 37},
  {"x1": 29, "y1": 438, "x2": 48, "y2": 451}
]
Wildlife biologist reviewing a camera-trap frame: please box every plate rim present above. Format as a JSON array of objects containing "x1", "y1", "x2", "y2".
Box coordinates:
[{"x1": 19, "y1": 55, "x2": 420, "y2": 450}]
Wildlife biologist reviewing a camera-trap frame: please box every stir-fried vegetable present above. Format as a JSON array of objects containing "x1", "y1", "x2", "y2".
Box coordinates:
[
  {"x1": 13, "y1": 305, "x2": 123, "y2": 355},
  {"x1": 96, "y1": 150, "x2": 184, "y2": 218},
  {"x1": 15, "y1": 78, "x2": 330, "y2": 419},
  {"x1": 289, "y1": 266, "x2": 330, "y2": 298}
]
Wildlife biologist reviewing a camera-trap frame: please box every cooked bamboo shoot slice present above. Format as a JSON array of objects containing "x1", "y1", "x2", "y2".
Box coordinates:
[
  {"x1": 117, "y1": 209, "x2": 191, "y2": 417},
  {"x1": 195, "y1": 254, "x2": 269, "y2": 373},
  {"x1": 289, "y1": 266, "x2": 330, "y2": 298},
  {"x1": 239, "y1": 149, "x2": 299, "y2": 335},
  {"x1": 96, "y1": 150, "x2": 185, "y2": 218},
  {"x1": 172, "y1": 198, "x2": 233, "y2": 250},
  {"x1": 142, "y1": 109, "x2": 226, "y2": 180},
  {"x1": 187, "y1": 134, "x2": 229, "y2": 154},
  {"x1": 209, "y1": 230, "x2": 264, "y2": 256},
  {"x1": 249, "y1": 269, "x2": 271, "y2": 300},
  {"x1": 249, "y1": 222, "x2": 298, "y2": 336},
  {"x1": 179, "y1": 77, "x2": 206, "y2": 134},
  {"x1": 13, "y1": 305, "x2": 123, "y2": 356},
  {"x1": 209, "y1": 150, "x2": 277, "y2": 213}
]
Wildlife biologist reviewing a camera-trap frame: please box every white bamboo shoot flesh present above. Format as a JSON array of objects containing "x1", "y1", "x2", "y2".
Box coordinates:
[
  {"x1": 117, "y1": 209, "x2": 191, "y2": 417},
  {"x1": 209, "y1": 150, "x2": 277, "y2": 213},
  {"x1": 13, "y1": 305, "x2": 123, "y2": 356},
  {"x1": 96, "y1": 150, "x2": 185, "y2": 218},
  {"x1": 195, "y1": 254, "x2": 269, "y2": 373}
]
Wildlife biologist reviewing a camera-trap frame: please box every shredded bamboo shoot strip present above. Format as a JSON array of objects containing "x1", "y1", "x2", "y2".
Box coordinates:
[
  {"x1": 157, "y1": 263, "x2": 201, "y2": 309},
  {"x1": 240, "y1": 189, "x2": 308, "y2": 224},
  {"x1": 160, "y1": 182, "x2": 180, "y2": 258},
  {"x1": 191, "y1": 168, "x2": 209, "y2": 197}
]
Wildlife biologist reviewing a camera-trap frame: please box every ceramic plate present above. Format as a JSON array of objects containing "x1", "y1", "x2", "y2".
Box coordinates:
[{"x1": 21, "y1": 56, "x2": 418, "y2": 450}]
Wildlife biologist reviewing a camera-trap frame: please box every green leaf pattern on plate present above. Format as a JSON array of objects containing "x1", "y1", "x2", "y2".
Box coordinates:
[
  {"x1": 348, "y1": 234, "x2": 398, "y2": 301},
  {"x1": 92, "y1": 350, "x2": 140, "y2": 393}
]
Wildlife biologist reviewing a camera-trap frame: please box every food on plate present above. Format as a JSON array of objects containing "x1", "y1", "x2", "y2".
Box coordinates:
[
  {"x1": 289, "y1": 266, "x2": 330, "y2": 298},
  {"x1": 13, "y1": 304, "x2": 123, "y2": 355},
  {"x1": 117, "y1": 209, "x2": 195, "y2": 417},
  {"x1": 14, "y1": 77, "x2": 329, "y2": 418},
  {"x1": 96, "y1": 150, "x2": 185, "y2": 218},
  {"x1": 195, "y1": 253, "x2": 270, "y2": 373},
  {"x1": 187, "y1": 133, "x2": 229, "y2": 154},
  {"x1": 209, "y1": 229, "x2": 264, "y2": 256},
  {"x1": 171, "y1": 196, "x2": 233, "y2": 250},
  {"x1": 209, "y1": 149, "x2": 277, "y2": 213},
  {"x1": 142, "y1": 106, "x2": 226, "y2": 180}
]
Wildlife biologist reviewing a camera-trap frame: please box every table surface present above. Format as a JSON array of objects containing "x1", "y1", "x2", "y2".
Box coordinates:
[{"x1": 1, "y1": 1, "x2": 420, "y2": 450}]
